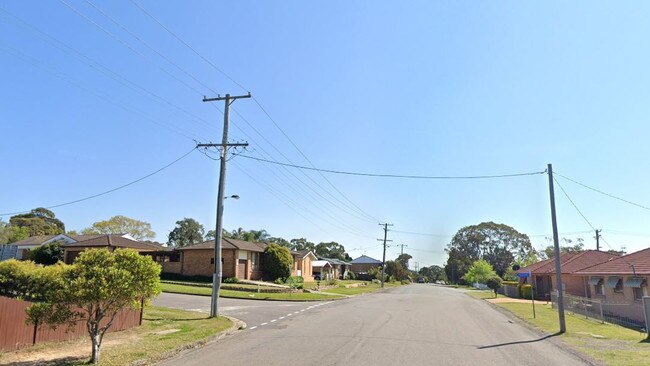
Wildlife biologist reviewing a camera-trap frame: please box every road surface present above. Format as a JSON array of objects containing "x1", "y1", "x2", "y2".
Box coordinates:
[{"x1": 157, "y1": 285, "x2": 591, "y2": 366}]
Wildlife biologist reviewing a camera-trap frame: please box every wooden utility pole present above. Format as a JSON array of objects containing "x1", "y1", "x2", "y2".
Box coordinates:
[
  {"x1": 595, "y1": 229, "x2": 601, "y2": 251},
  {"x1": 547, "y1": 163, "x2": 566, "y2": 333},
  {"x1": 397, "y1": 243, "x2": 408, "y2": 255},
  {"x1": 200, "y1": 92, "x2": 250, "y2": 318},
  {"x1": 378, "y1": 223, "x2": 393, "y2": 288}
]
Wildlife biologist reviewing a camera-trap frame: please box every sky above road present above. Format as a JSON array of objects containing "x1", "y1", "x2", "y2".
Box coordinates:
[{"x1": 2, "y1": 1, "x2": 650, "y2": 267}]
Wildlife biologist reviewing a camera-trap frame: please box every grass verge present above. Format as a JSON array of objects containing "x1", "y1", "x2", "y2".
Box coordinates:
[
  {"x1": 161, "y1": 282, "x2": 344, "y2": 301},
  {"x1": 0, "y1": 306, "x2": 233, "y2": 366},
  {"x1": 465, "y1": 289, "x2": 505, "y2": 300},
  {"x1": 321, "y1": 281, "x2": 400, "y2": 295},
  {"x1": 497, "y1": 301, "x2": 649, "y2": 366}
]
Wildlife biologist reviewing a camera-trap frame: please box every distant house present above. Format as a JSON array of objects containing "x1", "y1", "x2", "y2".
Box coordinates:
[
  {"x1": 351, "y1": 255, "x2": 382, "y2": 273},
  {"x1": 574, "y1": 247, "x2": 650, "y2": 327},
  {"x1": 312, "y1": 260, "x2": 334, "y2": 281},
  {"x1": 2, "y1": 233, "x2": 122, "y2": 261},
  {"x1": 318, "y1": 257, "x2": 351, "y2": 279},
  {"x1": 516, "y1": 250, "x2": 619, "y2": 299},
  {"x1": 292, "y1": 250, "x2": 317, "y2": 280},
  {"x1": 63, "y1": 234, "x2": 165, "y2": 264}
]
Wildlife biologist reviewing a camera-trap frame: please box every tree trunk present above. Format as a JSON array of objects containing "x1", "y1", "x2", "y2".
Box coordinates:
[{"x1": 90, "y1": 331, "x2": 101, "y2": 364}]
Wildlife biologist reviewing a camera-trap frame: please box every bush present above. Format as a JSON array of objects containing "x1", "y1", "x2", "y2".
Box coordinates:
[
  {"x1": 486, "y1": 276, "x2": 502, "y2": 297},
  {"x1": 223, "y1": 277, "x2": 239, "y2": 284},
  {"x1": 400, "y1": 279, "x2": 410, "y2": 285},
  {"x1": 286, "y1": 276, "x2": 304, "y2": 290},
  {"x1": 274, "y1": 277, "x2": 286, "y2": 284},
  {"x1": 327, "y1": 278, "x2": 339, "y2": 286},
  {"x1": 518, "y1": 284, "x2": 533, "y2": 299},
  {"x1": 26, "y1": 240, "x2": 65, "y2": 265},
  {"x1": 262, "y1": 243, "x2": 293, "y2": 281},
  {"x1": 345, "y1": 271, "x2": 357, "y2": 280}
]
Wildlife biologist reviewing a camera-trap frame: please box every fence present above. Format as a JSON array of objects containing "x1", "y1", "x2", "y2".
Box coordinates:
[
  {"x1": 550, "y1": 292, "x2": 646, "y2": 331},
  {"x1": 0, "y1": 296, "x2": 142, "y2": 352}
]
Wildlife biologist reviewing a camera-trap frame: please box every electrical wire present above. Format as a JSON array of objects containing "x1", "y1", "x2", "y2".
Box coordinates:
[
  {"x1": 553, "y1": 177, "x2": 596, "y2": 230},
  {"x1": 237, "y1": 154, "x2": 547, "y2": 179},
  {"x1": 556, "y1": 173, "x2": 650, "y2": 212},
  {"x1": 0, "y1": 147, "x2": 196, "y2": 216}
]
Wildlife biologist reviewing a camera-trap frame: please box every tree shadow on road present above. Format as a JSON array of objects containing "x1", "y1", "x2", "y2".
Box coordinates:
[{"x1": 477, "y1": 332, "x2": 562, "y2": 349}]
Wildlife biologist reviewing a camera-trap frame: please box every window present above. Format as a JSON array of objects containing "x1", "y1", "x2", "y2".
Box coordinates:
[
  {"x1": 210, "y1": 258, "x2": 214, "y2": 265},
  {"x1": 595, "y1": 283, "x2": 604, "y2": 295},
  {"x1": 614, "y1": 279, "x2": 624, "y2": 293},
  {"x1": 634, "y1": 286, "x2": 645, "y2": 301},
  {"x1": 251, "y1": 252, "x2": 259, "y2": 271}
]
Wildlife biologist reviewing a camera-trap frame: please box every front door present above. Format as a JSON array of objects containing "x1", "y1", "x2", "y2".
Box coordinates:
[{"x1": 238, "y1": 259, "x2": 247, "y2": 279}]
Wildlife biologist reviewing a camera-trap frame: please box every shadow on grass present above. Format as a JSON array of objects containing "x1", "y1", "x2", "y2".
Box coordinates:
[
  {"x1": 5, "y1": 355, "x2": 87, "y2": 366},
  {"x1": 477, "y1": 332, "x2": 562, "y2": 349}
]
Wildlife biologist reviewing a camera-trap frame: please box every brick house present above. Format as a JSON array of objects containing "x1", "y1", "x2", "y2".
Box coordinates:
[
  {"x1": 63, "y1": 234, "x2": 165, "y2": 264},
  {"x1": 169, "y1": 239, "x2": 315, "y2": 281},
  {"x1": 574, "y1": 247, "x2": 650, "y2": 326},
  {"x1": 2, "y1": 233, "x2": 111, "y2": 261},
  {"x1": 351, "y1": 255, "x2": 382, "y2": 273},
  {"x1": 517, "y1": 250, "x2": 619, "y2": 299}
]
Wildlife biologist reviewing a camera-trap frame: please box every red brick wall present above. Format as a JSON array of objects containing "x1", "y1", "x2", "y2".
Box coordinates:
[{"x1": 551, "y1": 274, "x2": 588, "y2": 297}]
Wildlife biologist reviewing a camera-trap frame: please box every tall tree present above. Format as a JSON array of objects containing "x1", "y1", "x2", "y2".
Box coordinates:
[
  {"x1": 315, "y1": 241, "x2": 351, "y2": 261},
  {"x1": 289, "y1": 238, "x2": 315, "y2": 252},
  {"x1": 267, "y1": 236, "x2": 290, "y2": 248},
  {"x1": 446, "y1": 222, "x2": 535, "y2": 278},
  {"x1": 168, "y1": 218, "x2": 205, "y2": 247},
  {"x1": 9, "y1": 208, "x2": 65, "y2": 236},
  {"x1": 0, "y1": 219, "x2": 29, "y2": 244},
  {"x1": 464, "y1": 259, "x2": 498, "y2": 285},
  {"x1": 397, "y1": 253, "x2": 413, "y2": 269},
  {"x1": 540, "y1": 237, "x2": 585, "y2": 259},
  {"x1": 81, "y1": 215, "x2": 155, "y2": 240}
]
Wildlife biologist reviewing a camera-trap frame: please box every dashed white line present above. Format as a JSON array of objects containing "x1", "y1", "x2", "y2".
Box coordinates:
[
  {"x1": 287, "y1": 313, "x2": 292, "y2": 316},
  {"x1": 270, "y1": 319, "x2": 277, "y2": 323},
  {"x1": 300, "y1": 309, "x2": 305, "y2": 312},
  {"x1": 261, "y1": 322, "x2": 268, "y2": 326},
  {"x1": 249, "y1": 326, "x2": 257, "y2": 330},
  {"x1": 279, "y1": 316, "x2": 285, "y2": 320}
]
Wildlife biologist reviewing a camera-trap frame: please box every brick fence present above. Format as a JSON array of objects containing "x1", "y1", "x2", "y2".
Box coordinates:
[{"x1": 0, "y1": 296, "x2": 142, "y2": 352}]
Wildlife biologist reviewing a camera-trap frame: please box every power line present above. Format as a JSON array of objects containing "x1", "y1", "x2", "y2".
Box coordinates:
[
  {"x1": 556, "y1": 173, "x2": 650, "y2": 212},
  {"x1": 237, "y1": 154, "x2": 546, "y2": 179},
  {"x1": 0, "y1": 147, "x2": 196, "y2": 217},
  {"x1": 127, "y1": 0, "x2": 379, "y2": 223}
]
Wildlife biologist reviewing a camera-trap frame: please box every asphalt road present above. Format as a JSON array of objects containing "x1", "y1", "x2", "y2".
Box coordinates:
[
  {"x1": 152, "y1": 292, "x2": 330, "y2": 328},
  {"x1": 157, "y1": 285, "x2": 590, "y2": 366}
]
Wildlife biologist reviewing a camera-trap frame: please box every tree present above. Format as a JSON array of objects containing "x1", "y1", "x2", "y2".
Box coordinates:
[
  {"x1": 315, "y1": 241, "x2": 351, "y2": 261},
  {"x1": 0, "y1": 219, "x2": 29, "y2": 244},
  {"x1": 26, "y1": 249, "x2": 161, "y2": 364},
  {"x1": 267, "y1": 236, "x2": 291, "y2": 248},
  {"x1": 463, "y1": 259, "x2": 498, "y2": 285},
  {"x1": 384, "y1": 260, "x2": 407, "y2": 281},
  {"x1": 419, "y1": 265, "x2": 445, "y2": 282},
  {"x1": 486, "y1": 276, "x2": 502, "y2": 298},
  {"x1": 397, "y1": 253, "x2": 412, "y2": 270},
  {"x1": 289, "y1": 238, "x2": 315, "y2": 252},
  {"x1": 168, "y1": 218, "x2": 205, "y2": 247},
  {"x1": 27, "y1": 240, "x2": 65, "y2": 265},
  {"x1": 205, "y1": 229, "x2": 230, "y2": 240},
  {"x1": 446, "y1": 222, "x2": 535, "y2": 278},
  {"x1": 541, "y1": 237, "x2": 585, "y2": 259},
  {"x1": 262, "y1": 243, "x2": 293, "y2": 280},
  {"x1": 9, "y1": 208, "x2": 65, "y2": 237},
  {"x1": 81, "y1": 215, "x2": 155, "y2": 240}
]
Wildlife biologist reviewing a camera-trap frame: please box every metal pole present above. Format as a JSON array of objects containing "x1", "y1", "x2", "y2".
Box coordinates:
[
  {"x1": 531, "y1": 283, "x2": 536, "y2": 319},
  {"x1": 547, "y1": 163, "x2": 566, "y2": 333}
]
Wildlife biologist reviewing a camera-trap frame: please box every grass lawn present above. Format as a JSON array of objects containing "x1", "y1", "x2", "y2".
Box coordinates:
[
  {"x1": 161, "y1": 280, "x2": 279, "y2": 291},
  {"x1": 161, "y1": 282, "x2": 344, "y2": 301},
  {"x1": 498, "y1": 302, "x2": 650, "y2": 366},
  {"x1": 465, "y1": 289, "x2": 505, "y2": 300},
  {"x1": 322, "y1": 281, "x2": 401, "y2": 295},
  {"x1": 0, "y1": 306, "x2": 232, "y2": 366}
]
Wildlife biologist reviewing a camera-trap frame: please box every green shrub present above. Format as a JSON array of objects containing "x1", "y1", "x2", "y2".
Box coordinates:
[
  {"x1": 327, "y1": 278, "x2": 339, "y2": 286},
  {"x1": 486, "y1": 276, "x2": 502, "y2": 297},
  {"x1": 26, "y1": 240, "x2": 65, "y2": 265},
  {"x1": 346, "y1": 271, "x2": 357, "y2": 280},
  {"x1": 286, "y1": 276, "x2": 304, "y2": 290},
  {"x1": 223, "y1": 277, "x2": 239, "y2": 284},
  {"x1": 263, "y1": 243, "x2": 293, "y2": 281},
  {"x1": 274, "y1": 277, "x2": 286, "y2": 284},
  {"x1": 400, "y1": 279, "x2": 410, "y2": 285},
  {"x1": 518, "y1": 284, "x2": 532, "y2": 299}
]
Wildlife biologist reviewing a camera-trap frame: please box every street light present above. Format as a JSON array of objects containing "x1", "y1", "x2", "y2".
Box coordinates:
[{"x1": 225, "y1": 195, "x2": 240, "y2": 200}]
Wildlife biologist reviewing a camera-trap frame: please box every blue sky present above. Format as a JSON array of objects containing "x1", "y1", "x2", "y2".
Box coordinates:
[{"x1": 2, "y1": 1, "x2": 650, "y2": 267}]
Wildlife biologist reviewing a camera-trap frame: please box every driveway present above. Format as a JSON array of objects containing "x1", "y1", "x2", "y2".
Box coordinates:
[{"x1": 156, "y1": 285, "x2": 591, "y2": 366}]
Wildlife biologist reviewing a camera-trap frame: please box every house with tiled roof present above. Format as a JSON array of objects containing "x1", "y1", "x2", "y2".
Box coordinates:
[
  {"x1": 351, "y1": 255, "x2": 382, "y2": 274},
  {"x1": 1, "y1": 233, "x2": 121, "y2": 261},
  {"x1": 516, "y1": 250, "x2": 619, "y2": 299},
  {"x1": 63, "y1": 234, "x2": 166, "y2": 264},
  {"x1": 573, "y1": 247, "x2": 650, "y2": 326},
  {"x1": 170, "y1": 239, "x2": 316, "y2": 281}
]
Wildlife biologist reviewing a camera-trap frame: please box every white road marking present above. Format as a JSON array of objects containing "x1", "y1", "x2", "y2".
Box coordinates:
[
  {"x1": 270, "y1": 319, "x2": 277, "y2": 323},
  {"x1": 300, "y1": 309, "x2": 305, "y2": 312},
  {"x1": 294, "y1": 311, "x2": 300, "y2": 314},
  {"x1": 249, "y1": 326, "x2": 257, "y2": 330},
  {"x1": 261, "y1": 322, "x2": 268, "y2": 326},
  {"x1": 287, "y1": 313, "x2": 292, "y2": 316}
]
